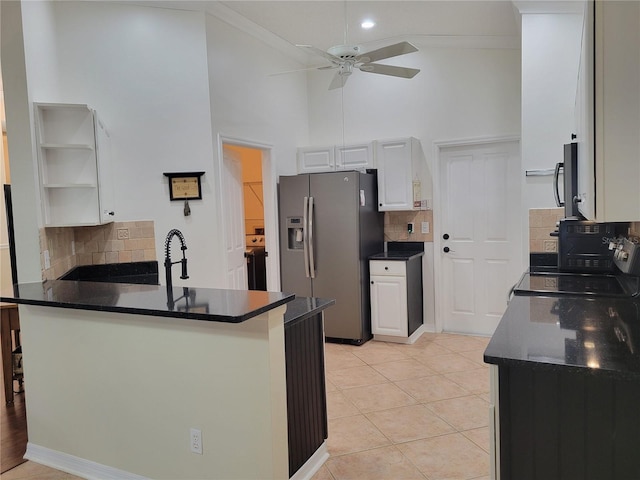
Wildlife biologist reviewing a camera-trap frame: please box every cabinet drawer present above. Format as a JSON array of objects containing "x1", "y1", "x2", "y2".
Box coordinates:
[{"x1": 370, "y1": 260, "x2": 406, "y2": 276}]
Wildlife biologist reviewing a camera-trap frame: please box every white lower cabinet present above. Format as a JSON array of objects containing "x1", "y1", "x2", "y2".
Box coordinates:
[
  {"x1": 370, "y1": 262, "x2": 408, "y2": 337},
  {"x1": 369, "y1": 256, "x2": 423, "y2": 343}
]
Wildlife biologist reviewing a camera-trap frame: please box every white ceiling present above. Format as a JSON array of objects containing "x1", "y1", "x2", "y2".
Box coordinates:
[
  {"x1": 140, "y1": 1, "x2": 521, "y2": 62},
  {"x1": 219, "y1": 1, "x2": 520, "y2": 48}
]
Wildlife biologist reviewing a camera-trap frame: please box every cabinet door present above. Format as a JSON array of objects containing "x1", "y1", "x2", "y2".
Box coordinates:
[
  {"x1": 593, "y1": 0, "x2": 640, "y2": 221},
  {"x1": 575, "y1": 1, "x2": 595, "y2": 220},
  {"x1": 297, "y1": 147, "x2": 335, "y2": 173},
  {"x1": 376, "y1": 139, "x2": 413, "y2": 211},
  {"x1": 578, "y1": 1, "x2": 640, "y2": 222},
  {"x1": 95, "y1": 115, "x2": 115, "y2": 223},
  {"x1": 370, "y1": 274, "x2": 407, "y2": 337},
  {"x1": 335, "y1": 143, "x2": 374, "y2": 171}
]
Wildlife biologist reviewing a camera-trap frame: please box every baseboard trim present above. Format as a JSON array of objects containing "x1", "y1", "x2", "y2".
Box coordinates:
[
  {"x1": 24, "y1": 443, "x2": 149, "y2": 480},
  {"x1": 374, "y1": 324, "x2": 426, "y2": 345},
  {"x1": 290, "y1": 441, "x2": 329, "y2": 480}
]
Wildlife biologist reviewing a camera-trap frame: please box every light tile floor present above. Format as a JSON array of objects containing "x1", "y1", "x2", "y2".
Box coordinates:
[
  {"x1": 314, "y1": 332, "x2": 491, "y2": 480},
  {"x1": 1, "y1": 332, "x2": 491, "y2": 480}
]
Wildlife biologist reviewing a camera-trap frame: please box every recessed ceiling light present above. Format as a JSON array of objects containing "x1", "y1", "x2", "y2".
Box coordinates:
[{"x1": 361, "y1": 20, "x2": 375, "y2": 30}]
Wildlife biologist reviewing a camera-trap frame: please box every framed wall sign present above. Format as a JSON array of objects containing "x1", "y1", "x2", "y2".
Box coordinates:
[{"x1": 163, "y1": 172, "x2": 205, "y2": 201}]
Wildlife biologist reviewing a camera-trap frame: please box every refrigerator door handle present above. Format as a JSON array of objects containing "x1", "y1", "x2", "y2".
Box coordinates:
[
  {"x1": 308, "y1": 196, "x2": 316, "y2": 278},
  {"x1": 303, "y1": 196, "x2": 310, "y2": 278}
]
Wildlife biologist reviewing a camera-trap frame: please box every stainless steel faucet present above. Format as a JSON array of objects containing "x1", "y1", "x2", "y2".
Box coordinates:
[{"x1": 164, "y1": 229, "x2": 188, "y2": 291}]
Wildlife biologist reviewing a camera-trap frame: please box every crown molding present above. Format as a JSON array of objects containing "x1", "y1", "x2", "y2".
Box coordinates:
[{"x1": 513, "y1": 1, "x2": 585, "y2": 15}]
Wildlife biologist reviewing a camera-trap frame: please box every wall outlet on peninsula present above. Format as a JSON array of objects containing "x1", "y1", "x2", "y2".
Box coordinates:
[{"x1": 190, "y1": 428, "x2": 203, "y2": 455}]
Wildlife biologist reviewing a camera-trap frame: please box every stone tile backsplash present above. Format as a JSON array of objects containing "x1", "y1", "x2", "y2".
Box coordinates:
[
  {"x1": 631, "y1": 222, "x2": 640, "y2": 237},
  {"x1": 384, "y1": 210, "x2": 433, "y2": 243},
  {"x1": 529, "y1": 208, "x2": 564, "y2": 253},
  {"x1": 41, "y1": 221, "x2": 156, "y2": 281}
]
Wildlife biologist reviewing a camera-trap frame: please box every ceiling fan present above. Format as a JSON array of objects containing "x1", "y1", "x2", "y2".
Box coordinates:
[{"x1": 296, "y1": 41, "x2": 421, "y2": 90}]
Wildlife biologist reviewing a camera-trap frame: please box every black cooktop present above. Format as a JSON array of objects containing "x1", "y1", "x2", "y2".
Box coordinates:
[{"x1": 516, "y1": 272, "x2": 627, "y2": 296}]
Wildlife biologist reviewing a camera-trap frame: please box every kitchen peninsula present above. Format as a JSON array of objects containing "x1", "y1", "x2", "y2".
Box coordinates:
[
  {"x1": 484, "y1": 294, "x2": 640, "y2": 479},
  {"x1": 1, "y1": 280, "x2": 331, "y2": 480}
]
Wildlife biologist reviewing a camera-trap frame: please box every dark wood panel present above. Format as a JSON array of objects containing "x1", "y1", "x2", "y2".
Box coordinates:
[
  {"x1": 585, "y1": 375, "x2": 614, "y2": 480},
  {"x1": 506, "y1": 367, "x2": 534, "y2": 480},
  {"x1": 499, "y1": 364, "x2": 640, "y2": 480},
  {"x1": 559, "y1": 372, "x2": 586, "y2": 480},
  {"x1": 285, "y1": 313, "x2": 327, "y2": 477},
  {"x1": 612, "y1": 378, "x2": 640, "y2": 479},
  {"x1": 533, "y1": 369, "x2": 559, "y2": 478}
]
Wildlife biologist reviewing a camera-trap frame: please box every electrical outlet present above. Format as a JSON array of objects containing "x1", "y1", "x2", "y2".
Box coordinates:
[
  {"x1": 44, "y1": 250, "x2": 51, "y2": 269},
  {"x1": 117, "y1": 228, "x2": 130, "y2": 240},
  {"x1": 190, "y1": 428, "x2": 202, "y2": 455},
  {"x1": 71, "y1": 240, "x2": 76, "y2": 256},
  {"x1": 421, "y1": 222, "x2": 430, "y2": 234},
  {"x1": 408, "y1": 222, "x2": 414, "y2": 234}
]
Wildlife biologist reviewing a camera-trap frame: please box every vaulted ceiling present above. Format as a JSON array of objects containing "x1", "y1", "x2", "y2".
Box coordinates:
[{"x1": 139, "y1": 1, "x2": 521, "y2": 63}]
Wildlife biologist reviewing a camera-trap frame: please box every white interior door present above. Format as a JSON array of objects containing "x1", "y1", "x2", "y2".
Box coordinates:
[
  {"x1": 222, "y1": 146, "x2": 247, "y2": 289},
  {"x1": 439, "y1": 140, "x2": 522, "y2": 335}
]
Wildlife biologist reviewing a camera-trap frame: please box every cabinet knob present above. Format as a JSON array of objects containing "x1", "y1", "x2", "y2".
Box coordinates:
[
  {"x1": 107, "y1": 211, "x2": 115, "y2": 216},
  {"x1": 385, "y1": 266, "x2": 389, "y2": 270},
  {"x1": 371, "y1": 281, "x2": 374, "y2": 284}
]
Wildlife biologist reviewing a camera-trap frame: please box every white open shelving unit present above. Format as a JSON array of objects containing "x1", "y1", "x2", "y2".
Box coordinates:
[{"x1": 34, "y1": 103, "x2": 114, "y2": 227}]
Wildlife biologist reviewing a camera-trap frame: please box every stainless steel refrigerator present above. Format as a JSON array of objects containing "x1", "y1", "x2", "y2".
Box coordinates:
[{"x1": 279, "y1": 171, "x2": 384, "y2": 344}]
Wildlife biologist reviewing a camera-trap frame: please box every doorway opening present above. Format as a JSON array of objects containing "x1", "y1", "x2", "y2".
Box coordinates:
[{"x1": 220, "y1": 138, "x2": 277, "y2": 292}]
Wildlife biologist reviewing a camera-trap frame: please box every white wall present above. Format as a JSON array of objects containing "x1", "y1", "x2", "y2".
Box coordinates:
[
  {"x1": 306, "y1": 43, "x2": 522, "y2": 170},
  {"x1": 8, "y1": 1, "x2": 309, "y2": 288},
  {"x1": 519, "y1": 10, "x2": 584, "y2": 262},
  {"x1": 21, "y1": 304, "x2": 289, "y2": 479}
]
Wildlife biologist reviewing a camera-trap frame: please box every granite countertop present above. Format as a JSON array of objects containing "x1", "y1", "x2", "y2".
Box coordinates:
[
  {"x1": 284, "y1": 296, "x2": 335, "y2": 327},
  {"x1": 484, "y1": 294, "x2": 640, "y2": 379},
  {"x1": 1, "y1": 280, "x2": 295, "y2": 324},
  {"x1": 59, "y1": 261, "x2": 159, "y2": 285},
  {"x1": 369, "y1": 251, "x2": 424, "y2": 261}
]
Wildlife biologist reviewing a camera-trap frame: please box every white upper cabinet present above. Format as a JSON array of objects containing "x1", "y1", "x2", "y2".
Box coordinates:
[
  {"x1": 576, "y1": 1, "x2": 640, "y2": 222},
  {"x1": 35, "y1": 103, "x2": 115, "y2": 226},
  {"x1": 334, "y1": 143, "x2": 374, "y2": 171},
  {"x1": 376, "y1": 137, "x2": 430, "y2": 211},
  {"x1": 297, "y1": 143, "x2": 374, "y2": 173},
  {"x1": 297, "y1": 146, "x2": 335, "y2": 173}
]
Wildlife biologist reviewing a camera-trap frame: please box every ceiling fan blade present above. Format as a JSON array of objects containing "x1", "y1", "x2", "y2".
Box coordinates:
[
  {"x1": 356, "y1": 41, "x2": 418, "y2": 64},
  {"x1": 328, "y1": 72, "x2": 348, "y2": 90},
  {"x1": 296, "y1": 44, "x2": 342, "y2": 65},
  {"x1": 269, "y1": 65, "x2": 331, "y2": 76},
  {"x1": 359, "y1": 63, "x2": 420, "y2": 79}
]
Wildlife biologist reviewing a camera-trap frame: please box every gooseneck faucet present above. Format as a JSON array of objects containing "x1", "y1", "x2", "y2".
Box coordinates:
[{"x1": 164, "y1": 229, "x2": 188, "y2": 291}]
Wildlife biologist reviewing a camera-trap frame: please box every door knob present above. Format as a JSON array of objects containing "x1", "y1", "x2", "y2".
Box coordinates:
[
  {"x1": 443, "y1": 246, "x2": 451, "y2": 253},
  {"x1": 443, "y1": 233, "x2": 450, "y2": 240}
]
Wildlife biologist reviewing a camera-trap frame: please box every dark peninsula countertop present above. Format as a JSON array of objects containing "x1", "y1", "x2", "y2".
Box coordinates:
[
  {"x1": 369, "y1": 251, "x2": 424, "y2": 261},
  {"x1": 284, "y1": 296, "x2": 335, "y2": 327},
  {"x1": 484, "y1": 294, "x2": 640, "y2": 379},
  {"x1": 371, "y1": 241, "x2": 425, "y2": 261},
  {"x1": 1, "y1": 280, "x2": 295, "y2": 324}
]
